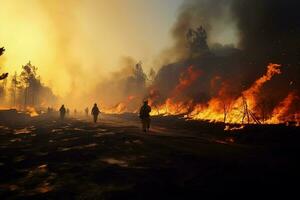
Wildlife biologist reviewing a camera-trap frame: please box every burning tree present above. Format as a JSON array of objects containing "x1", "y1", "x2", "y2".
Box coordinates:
[{"x1": 186, "y1": 26, "x2": 209, "y2": 56}]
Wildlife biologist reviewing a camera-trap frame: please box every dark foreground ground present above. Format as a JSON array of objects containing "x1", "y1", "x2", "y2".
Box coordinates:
[{"x1": 0, "y1": 113, "x2": 300, "y2": 199}]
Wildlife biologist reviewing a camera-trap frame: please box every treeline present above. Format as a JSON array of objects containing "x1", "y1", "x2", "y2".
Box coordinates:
[{"x1": 0, "y1": 60, "x2": 58, "y2": 109}]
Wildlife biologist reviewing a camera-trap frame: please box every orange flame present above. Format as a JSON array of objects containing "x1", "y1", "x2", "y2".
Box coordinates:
[
  {"x1": 267, "y1": 92, "x2": 300, "y2": 124},
  {"x1": 103, "y1": 95, "x2": 138, "y2": 114},
  {"x1": 171, "y1": 65, "x2": 202, "y2": 98},
  {"x1": 150, "y1": 65, "x2": 201, "y2": 116},
  {"x1": 101, "y1": 63, "x2": 299, "y2": 126},
  {"x1": 190, "y1": 63, "x2": 283, "y2": 124},
  {"x1": 26, "y1": 106, "x2": 39, "y2": 117}
]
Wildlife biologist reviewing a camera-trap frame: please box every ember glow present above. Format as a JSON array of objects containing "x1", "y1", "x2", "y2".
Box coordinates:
[
  {"x1": 189, "y1": 63, "x2": 284, "y2": 124},
  {"x1": 102, "y1": 94, "x2": 140, "y2": 114},
  {"x1": 106, "y1": 63, "x2": 299, "y2": 125},
  {"x1": 1, "y1": 0, "x2": 299, "y2": 124},
  {"x1": 26, "y1": 107, "x2": 39, "y2": 117},
  {"x1": 266, "y1": 92, "x2": 300, "y2": 124}
]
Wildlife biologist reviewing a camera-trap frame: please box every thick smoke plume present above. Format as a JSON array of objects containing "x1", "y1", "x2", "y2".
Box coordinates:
[
  {"x1": 1, "y1": 0, "x2": 299, "y2": 121},
  {"x1": 148, "y1": 0, "x2": 300, "y2": 122},
  {"x1": 155, "y1": 0, "x2": 300, "y2": 92},
  {"x1": 91, "y1": 57, "x2": 148, "y2": 113}
]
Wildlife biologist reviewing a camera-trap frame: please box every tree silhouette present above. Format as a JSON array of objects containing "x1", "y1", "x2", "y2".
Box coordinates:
[
  {"x1": 148, "y1": 68, "x2": 156, "y2": 82},
  {"x1": 0, "y1": 47, "x2": 9, "y2": 80},
  {"x1": 0, "y1": 47, "x2": 4, "y2": 56},
  {"x1": 186, "y1": 26, "x2": 209, "y2": 56},
  {"x1": 19, "y1": 61, "x2": 40, "y2": 107},
  {"x1": 10, "y1": 72, "x2": 21, "y2": 107},
  {"x1": 133, "y1": 61, "x2": 147, "y2": 84}
]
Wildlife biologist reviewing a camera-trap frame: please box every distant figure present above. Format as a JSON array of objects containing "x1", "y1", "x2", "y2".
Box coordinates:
[
  {"x1": 74, "y1": 109, "x2": 77, "y2": 116},
  {"x1": 59, "y1": 105, "x2": 66, "y2": 120},
  {"x1": 85, "y1": 107, "x2": 89, "y2": 117},
  {"x1": 66, "y1": 108, "x2": 70, "y2": 116},
  {"x1": 139, "y1": 100, "x2": 151, "y2": 132},
  {"x1": 47, "y1": 107, "x2": 51, "y2": 114},
  {"x1": 91, "y1": 103, "x2": 100, "y2": 123}
]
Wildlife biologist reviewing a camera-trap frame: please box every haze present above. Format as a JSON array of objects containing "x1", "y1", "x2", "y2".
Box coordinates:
[{"x1": 0, "y1": 0, "x2": 183, "y2": 96}]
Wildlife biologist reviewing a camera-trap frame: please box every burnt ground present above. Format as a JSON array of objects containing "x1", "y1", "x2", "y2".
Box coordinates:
[{"x1": 0, "y1": 113, "x2": 300, "y2": 199}]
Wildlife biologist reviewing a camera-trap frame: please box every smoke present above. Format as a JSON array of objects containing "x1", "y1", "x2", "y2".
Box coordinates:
[
  {"x1": 90, "y1": 57, "x2": 148, "y2": 112},
  {"x1": 150, "y1": 0, "x2": 300, "y2": 117},
  {"x1": 169, "y1": 0, "x2": 300, "y2": 58},
  {"x1": 1, "y1": 0, "x2": 299, "y2": 116},
  {"x1": 37, "y1": 0, "x2": 96, "y2": 108},
  {"x1": 161, "y1": 0, "x2": 237, "y2": 61},
  {"x1": 232, "y1": 0, "x2": 300, "y2": 91},
  {"x1": 2, "y1": 0, "x2": 167, "y2": 110},
  {"x1": 232, "y1": 0, "x2": 300, "y2": 60}
]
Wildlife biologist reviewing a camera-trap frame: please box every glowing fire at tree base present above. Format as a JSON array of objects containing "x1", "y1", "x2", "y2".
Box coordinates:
[{"x1": 102, "y1": 63, "x2": 299, "y2": 127}]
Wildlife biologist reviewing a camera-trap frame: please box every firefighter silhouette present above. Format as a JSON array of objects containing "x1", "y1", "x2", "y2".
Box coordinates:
[
  {"x1": 91, "y1": 103, "x2": 100, "y2": 123},
  {"x1": 139, "y1": 100, "x2": 151, "y2": 132},
  {"x1": 59, "y1": 105, "x2": 66, "y2": 120}
]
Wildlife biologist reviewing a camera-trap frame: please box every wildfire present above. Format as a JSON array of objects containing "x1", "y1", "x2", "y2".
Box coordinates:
[
  {"x1": 100, "y1": 63, "x2": 299, "y2": 126},
  {"x1": 150, "y1": 65, "x2": 201, "y2": 116},
  {"x1": 171, "y1": 65, "x2": 202, "y2": 98},
  {"x1": 190, "y1": 64, "x2": 283, "y2": 123},
  {"x1": 0, "y1": 106, "x2": 39, "y2": 117},
  {"x1": 103, "y1": 102, "x2": 128, "y2": 114},
  {"x1": 103, "y1": 95, "x2": 138, "y2": 114},
  {"x1": 151, "y1": 98, "x2": 193, "y2": 116},
  {"x1": 26, "y1": 107, "x2": 39, "y2": 117},
  {"x1": 151, "y1": 63, "x2": 299, "y2": 125},
  {"x1": 266, "y1": 92, "x2": 300, "y2": 124}
]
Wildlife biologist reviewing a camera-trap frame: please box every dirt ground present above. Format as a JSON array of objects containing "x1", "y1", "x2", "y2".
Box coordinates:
[{"x1": 0, "y1": 113, "x2": 299, "y2": 199}]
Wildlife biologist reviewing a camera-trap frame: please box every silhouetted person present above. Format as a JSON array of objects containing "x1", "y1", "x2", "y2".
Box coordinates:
[
  {"x1": 139, "y1": 100, "x2": 151, "y2": 132},
  {"x1": 59, "y1": 105, "x2": 66, "y2": 121},
  {"x1": 74, "y1": 109, "x2": 77, "y2": 116},
  {"x1": 91, "y1": 103, "x2": 100, "y2": 123},
  {"x1": 66, "y1": 108, "x2": 70, "y2": 116},
  {"x1": 47, "y1": 107, "x2": 51, "y2": 114},
  {"x1": 85, "y1": 107, "x2": 89, "y2": 117}
]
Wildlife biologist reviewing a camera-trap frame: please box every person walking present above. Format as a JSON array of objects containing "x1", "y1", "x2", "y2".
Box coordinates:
[
  {"x1": 59, "y1": 105, "x2": 66, "y2": 121},
  {"x1": 91, "y1": 103, "x2": 100, "y2": 123},
  {"x1": 139, "y1": 100, "x2": 151, "y2": 132}
]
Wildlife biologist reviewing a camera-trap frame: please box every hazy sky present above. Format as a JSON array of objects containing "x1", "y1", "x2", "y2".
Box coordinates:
[{"x1": 0, "y1": 0, "x2": 184, "y2": 96}]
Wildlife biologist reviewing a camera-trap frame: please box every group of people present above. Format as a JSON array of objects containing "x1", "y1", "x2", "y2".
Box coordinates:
[
  {"x1": 58, "y1": 100, "x2": 152, "y2": 133},
  {"x1": 59, "y1": 103, "x2": 100, "y2": 123}
]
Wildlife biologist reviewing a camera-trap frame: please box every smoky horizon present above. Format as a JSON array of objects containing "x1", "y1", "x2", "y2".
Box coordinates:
[{"x1": 0, "y1": 0, "x2": 299, "y2": 125}]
